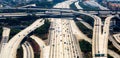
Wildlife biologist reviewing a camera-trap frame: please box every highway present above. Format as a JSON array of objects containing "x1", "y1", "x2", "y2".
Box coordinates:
[
  {"x1": 101, "y1": 16, "x2": 115, "y2": 58},
  {"x1": 25, "y1": 41, "x2": 34, "y2": 58},
  {"x1": 49, "y1": 18, "x2": 83, "y2": 58},
  {"x1": 108, "y1": 49, "x2": 120, "y2": 58},
  {"x1": 22, "y1": 44, "x2": 27, "y2": 58},
  {"x1": 69, "y1": 9, "x2": 107, "y2": 58},
  {"x1": 0, "y1": 0, "x2": 119, "y2": 58},
  {"x1": 22, "y1": 41, "x2": 34, "y2": 58},
  {"x1": 0, "y1": 19, "x2": 44, "y2": 58},
  {"x1": 74, "y1": 1, "x2": 83, "y2": 11},
  {"x1": 19, "y1": 4, "x2": 36, "y2": 8},
  {"x1": 92, "y1": 15, "x2": 106, "y2": 58},
  {"x1": 74, "y1": 2, "x2": 82, "y2": 9},
  {"x1": 0, "y1": 7, "x2": 73, "y2": 11},
  {"x1": 0, "y1": 10, "x2": 119, "y2": 18},
  {"x1": 73, "y1": 11, "x2": 106, "y2": 58},
  {"x1": 100, "y1": 15, "x2": 120, "y2": 58},
  {"x1": 109, "y1": 35, "x2": 120, "y2": 51},
  {"x1": 30, "y1": 35, "x2": 49, "y2": 58},
  {"x1": 0, "y1": 13, "x2": 28, "y2": 17},
  {"x1": 80, "y1": 35, "x2": 120, "y2": 58},
  {"x1": 48, "y1": 1, "x2": 83, "y2": 58},
  {"x1": 83, "y1": 1, "x2": 108, "y2": 10},
  {"x1": 84, "y1": 15, "x2": 103, "y2": 58},
  {"x1": 78, "y1": 13, "x2": 110, "y2": 58},
  {"x1": 0, "y1": 12, "x2": 75, "y2": 18},
  {"x1": 74, "y1": 31, "x2": 120, "y2": 58},
  {"x1": 74, "y1": 14, "x2": 120, "y2": 58},
  {"x1": 113, "y1": 33, "x2": 120, "y2": 43},
  {"x1": 0, "y1": 27, "x2": 10, "y2": 53}
]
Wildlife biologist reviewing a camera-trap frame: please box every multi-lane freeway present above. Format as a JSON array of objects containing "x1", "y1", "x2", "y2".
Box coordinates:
[
  {"x1": 49, "y1": 18, "x2": 83, "y2": 58},
  {"x1": 48, "y1": 1, "x2": 83, "y2": 58},
  {"x1": 0, "y1": 0, "x2": 120, "y2": 58}
]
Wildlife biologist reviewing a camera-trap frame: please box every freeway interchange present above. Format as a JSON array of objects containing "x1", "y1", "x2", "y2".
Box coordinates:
[{"x1": 0, "y1": 0, "x2": 120, "y2": 58}]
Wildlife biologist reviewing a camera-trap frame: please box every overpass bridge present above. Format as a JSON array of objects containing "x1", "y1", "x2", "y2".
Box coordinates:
[
  {"x1": 83, "y1": 10, "x2": 120, "y2": 16},
  {"x1": 0, "y1": 9, "x2": 120, "y2": 19},
  {"x1": 0, "y1": 7, "x2": 120, "y2": 15},
  {"x1": 0, "y1": 12, "x2": 76, "y2": 19}
]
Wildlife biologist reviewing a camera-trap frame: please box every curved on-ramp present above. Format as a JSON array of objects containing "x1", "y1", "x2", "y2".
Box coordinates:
[
  {"x1": 0, "y1": 27, "x2": 10, "y2": 53},
  {"x1": 71, "y1": 11, "x2": 103, "y2": 58},
  {"x1": 113, "y1": 33, "x2": 120, "y2": 43},
  {"x1": 74, "y1": 15, "x2": 119, "y2": 58},
  {"x1": 30, "y1": 35, "x2": 47, "y2": 58},
  {"x1": 109, "y1": 35, "x2": 120, "y2": 51},
  {"x1": 22, "y1": 41, "x2": 35, "y2": 58},
  {"x1": 22, "y1": 41, "x2": 34, "y2": 58},
  {"x1": 77, "y1": 35, "x2": 120, "y2": 58},
  {"x1": 1, "y1": 19, "x2": 44, "y2": 58}
]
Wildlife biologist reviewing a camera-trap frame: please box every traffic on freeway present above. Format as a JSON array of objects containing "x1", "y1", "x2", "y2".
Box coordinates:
[{"x1": 0, "y1": 0, "x2": 120, "y2": 58}]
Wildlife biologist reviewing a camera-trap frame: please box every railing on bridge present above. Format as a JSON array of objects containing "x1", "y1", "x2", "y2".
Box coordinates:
[{"x1": 77, "y1": 9, "x2": 120, "y2": 15}]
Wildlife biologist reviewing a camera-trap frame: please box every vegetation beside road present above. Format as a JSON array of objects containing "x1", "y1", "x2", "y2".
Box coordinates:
[
  {"x1": 33, "y1": 19, "x2": 50, "y2": 40},
  {"x1": 76, "y1": 21, "x2": 93, "y2": 38},
  {"x1": 17, "y1": 47, "x2": 23, "y2": 58},
  {"x1": 79, "y1": 40, "x2": 92, "y2": 58}
]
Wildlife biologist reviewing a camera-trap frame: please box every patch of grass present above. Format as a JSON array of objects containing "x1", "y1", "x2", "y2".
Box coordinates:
[
  {"x1": 33, "y1": 19, "x2": 50, "y2": 40},
  {"x1": 76, "y1": 21, "x2": 92, "y2": 38},
  {"x1": 79, "y1": 40, "x2": 92, "y2": 52}
]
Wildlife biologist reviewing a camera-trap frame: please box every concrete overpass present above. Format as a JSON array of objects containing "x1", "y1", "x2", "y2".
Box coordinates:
[
  {"x1": 48, "y1": 18, "x2": 83, "y2": 58},
  {"x1": 113, "y1": 33, "x2": 120, "y2": 43},
  {"x1": 0, "y1": 19, "x2": 44, "y2": 58},
  {"x1": 30, "y1": 35, "x2": 48, "y2": 58},
  {"x1": 0, "y1": 0, "x2": 120, "y2": 58},
  {"x1": 22, "y1": 41, "x2": 34, "y2": 58},
  {"x1": 0, "y1": 12, "x2": 78, "y2": 18},
  {"x1": 0, "y1": 8, "x2": 120, "y2": 18},
  {"x1": 0, "y1": 27, "x2": 10, "y2": 53}
]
